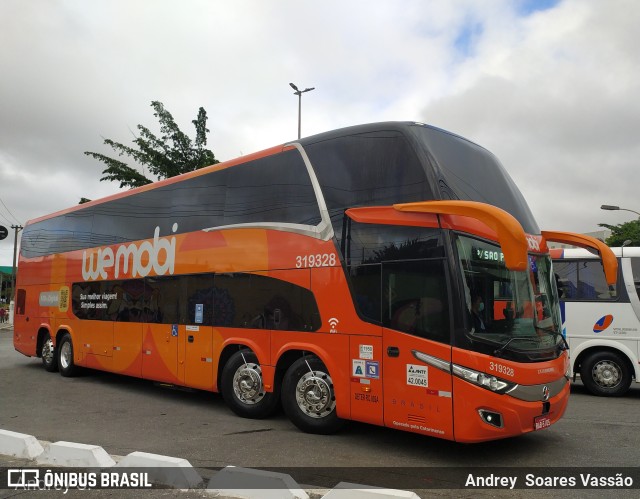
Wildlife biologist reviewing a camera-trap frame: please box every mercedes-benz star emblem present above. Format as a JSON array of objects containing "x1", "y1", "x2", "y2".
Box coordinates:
[{"x1": 542, "y1": 385, "x2": 550, "y2": 401}]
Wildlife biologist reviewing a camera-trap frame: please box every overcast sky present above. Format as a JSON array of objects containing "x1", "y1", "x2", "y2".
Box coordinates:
[{"x1": 1, "y1": 0, "x2": 639, "y2": 267}]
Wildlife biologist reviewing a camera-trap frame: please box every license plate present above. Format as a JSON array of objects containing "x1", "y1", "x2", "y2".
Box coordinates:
[{"x1": 534, "y1": 415, "x2": 552, "y2": 431}]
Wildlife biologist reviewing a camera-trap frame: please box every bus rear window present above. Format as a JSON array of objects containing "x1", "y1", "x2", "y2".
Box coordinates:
[{"x1": 16, "y1": 289, "x2": 26, "y2": 315}]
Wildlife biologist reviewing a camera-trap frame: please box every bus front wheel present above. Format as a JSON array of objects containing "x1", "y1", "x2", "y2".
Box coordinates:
[
  {"x1": 57, "y1": 333, "x2": 78, "y2": 378},
  {"x1": 580, "y1": 351, "x2": 632, "y2": 397},
  {"x1": 41, "y1": 333, "x2": 58, "y2": 372},
  {"x1": 281, "y1": 356, "x2": 344, "y2": 434},
  {"x1": 221, "y1": 350, "x2": 279, "y2": 419}
]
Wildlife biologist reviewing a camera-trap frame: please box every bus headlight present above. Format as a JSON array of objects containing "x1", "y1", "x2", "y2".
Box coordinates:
[{"x1": 452, "y1": 364, "x2": 517, "y2": 394}]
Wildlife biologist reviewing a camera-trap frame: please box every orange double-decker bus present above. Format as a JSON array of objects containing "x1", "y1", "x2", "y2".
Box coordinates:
[{"x1": 13, "y1": 122, "x2": 616, "y2": 442}]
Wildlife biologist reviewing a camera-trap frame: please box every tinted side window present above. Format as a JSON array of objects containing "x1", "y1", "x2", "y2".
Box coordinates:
[
  {"x1": 343, "y1": 220, "x2": 444, "y2": 266},
  {"x1": 213, "y1": 273, "x2": 320, "y2": 331},
  {"x1": 72, "y1": 279, "x2": 146, "y2": 322},
  {"x1": 554, "y1": 261, "x2": 577, "y2": 300},
  {"x1": 21, "y1": 149, "x2": 322, "y2": 259},
  {"x1": 91, "y1": 169, "x2": 228, "y2": 249},
  {"x1": 414, "y1": 126, "x2": 540, "y2": 234},
  {"x1": 348, "y1": 264, "x2": 382, "y2": 323},
  {"x1": 578, "y1": 261, "x2": 614, "y2": 300},
  {"x1": 383, "y1": 260, "x2": 450, "y2": 343},
  {"x1": 631, "y1": 257, "x2": 640, "y2": 300},
  {"x1": 305, "y1": 132, "x2": 434, "y2": 249},
  {"x1": 184, "y1": 274, "x2": 215, "y2": 325},
  {"x1": 554, "y1": 260, "x2": 615, "y2": 301},
  {"x1": 16, "y1": 289, "x2": 26, "y2": 315},
  {"x1": 343, "y1": 220, "x2": 449, "y2": 343},
  {"x1": 145, "y1": 276, "x2": 183, "y2": 324},
  {"x1": 224, "y1": 149, "x2": 321, "y2": 227},
  {"x1": 71, "y1": 281, "x2": 104, "y2": 321}
]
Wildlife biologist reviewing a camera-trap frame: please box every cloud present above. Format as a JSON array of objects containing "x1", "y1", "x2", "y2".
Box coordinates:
[
  {"x1": 421, "y1": 0, "x2": 640, "y2": 233},
  {"x1": 1, "y1": 0, "x2": 638, "y2": 266}
]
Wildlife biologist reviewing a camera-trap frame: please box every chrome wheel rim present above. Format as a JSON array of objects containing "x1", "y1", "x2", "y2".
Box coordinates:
[
  {"x1": 295, "y1": 370, "x2": 336, "y2": 419},
  {"x1": 60, "y1": 341, "x2": 72, "y2": 370},
  {"x1": 232, "y1": 363, "x2": 265, "y2": 405},
  {"x1": 42, "y1": 338, "x2": 55, "y2": 365},
  {"x1": 592, "y1": 360, "x2": 621, "y2": 388}
]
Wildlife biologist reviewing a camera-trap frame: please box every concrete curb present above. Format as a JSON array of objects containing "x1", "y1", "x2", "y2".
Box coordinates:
[
  {"x1": 0, "y1": 429, "x2": 417, "y2": 498},
  {"x1": 323, "y1": 482, "x2": 421, "y2": 499},
  {"x1": 206, "y1": 466, "x2": 309, "y2": 499},
  {"x1": 36, "y1": 441, "x2": 116, "y2": 468},
  {"x1": 115, "y1": 451, "x2": 203, "y2": 489},
  {"x1": 0, "y1": 429, "x2": 44, "y2": 459}
]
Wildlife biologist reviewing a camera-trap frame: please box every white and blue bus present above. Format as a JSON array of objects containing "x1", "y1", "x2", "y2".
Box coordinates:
[{"x1": 552, "y1": 247, "x2": 640, "y2": 396}]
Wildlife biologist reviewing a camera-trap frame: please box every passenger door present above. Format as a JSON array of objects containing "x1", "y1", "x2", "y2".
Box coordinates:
[{"x1": 381, "y1": 259, "x2": 454, "y2": 440}]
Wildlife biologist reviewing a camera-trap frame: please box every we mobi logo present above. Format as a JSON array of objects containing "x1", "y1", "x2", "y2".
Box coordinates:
[{"x1": 82, "y1": 224, "x2": 178, "y2": 281}]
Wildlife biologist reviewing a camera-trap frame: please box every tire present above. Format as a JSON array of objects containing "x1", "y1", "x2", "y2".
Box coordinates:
[
  {"x1": 580, "y1": 351, "x2": 632, "y2": 397},
  {"x1": 57, "y1": 333, "x2": 78, "y2": 377},
  {"x1": 41, "y1": 333, "x2": 58, "y2": 372},
  {"x1": 220, "y1": 350, "x2": 279, "y2": 419},
  {"x1": 281, "y1": 355, "x2": 344, "y2": 434}
]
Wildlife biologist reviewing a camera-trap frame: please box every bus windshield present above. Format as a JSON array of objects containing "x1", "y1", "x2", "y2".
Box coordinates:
[{"x1": 455, "y1": 234, "x2": 563, "y2": 360}]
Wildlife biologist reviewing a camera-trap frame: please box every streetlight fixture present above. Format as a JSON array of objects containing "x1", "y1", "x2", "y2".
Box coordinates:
[
  {"x1": 289, "y1": 82, "x2": 315, "y2": 139},
  {"x1": 600, "y1": 205, "x2": 640, "y2": 218}
]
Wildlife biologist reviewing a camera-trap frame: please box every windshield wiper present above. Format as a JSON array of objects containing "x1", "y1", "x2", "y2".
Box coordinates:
[
  {"x1": 493, "y1": 337, "x2": 518, "y2": 358},
  {"x1": 535, "y1": 328, "x2": 569, "y2": 351}
]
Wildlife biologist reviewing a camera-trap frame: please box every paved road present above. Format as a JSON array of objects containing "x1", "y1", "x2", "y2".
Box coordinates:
[{"x1": 1, "y1": 324, "x2": 639, "y2": 498}]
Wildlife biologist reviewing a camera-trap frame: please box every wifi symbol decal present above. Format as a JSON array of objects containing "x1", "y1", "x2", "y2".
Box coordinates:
[{"x1": 328, "y1": 317, "x2": 339, "y2": 333}]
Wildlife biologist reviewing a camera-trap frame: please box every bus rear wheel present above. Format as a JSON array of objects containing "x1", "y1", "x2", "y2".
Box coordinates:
[
  {"x1": 57, "y1": 333, "x2": 78, "y2": 377},
  {"x1": 580, "y1": 351, "x2": 631, "y2": 397},
  {"x1": 41, "y1": 333, "x2": 58, "y2": 372},
  {"x1": 221, "y1": 350, "x2": 279, "y2": 419},
  {"x1": 281, "y1": 356, "x2": 344, "y2": 434}
]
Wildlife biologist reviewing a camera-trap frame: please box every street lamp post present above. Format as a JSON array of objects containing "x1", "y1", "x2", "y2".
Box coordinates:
[
  {"x1": 11, "y1": 224, "x2": 22, "y2": 297},
  {"x1": 600, "y1": 205, "x2": 640, "y2": 218},
  {"x1": 289, "y1": 82, "x2": 314, "y2": 139}
]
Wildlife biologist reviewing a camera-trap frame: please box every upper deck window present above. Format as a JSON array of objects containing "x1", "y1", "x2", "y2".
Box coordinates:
[{"x1": 21, "y1": 148, "x2": 321, "y2": 258}]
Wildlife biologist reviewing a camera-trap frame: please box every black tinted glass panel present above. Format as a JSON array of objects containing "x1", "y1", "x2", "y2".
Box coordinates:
[
  {"x1": 348, "y1": 263, "x2": 382, "y2": 323},
  {"x1": 412, "y1": 126, "x2": 539, "y2": 234},
  {"x1": 554, "y1": 261, "x2": 578, "y2": 300},
  {"x1": 224, "y1": 149, "x2": 322, "y2": 227},
  {"x1": 213, "y1": 273, "x2": 320, "y2": 331},
  {"x1": 631, "y1": 257, "x2": 640, "y2": 300},
  {"x1": 305, "y1": 131, "x2": 434, "y2": 246},
  {"x1": 382, "y1": 260, "x2": 450, "y2": 344},
  {"x1": 145, "y1": 276, "x2": 183, "y2": 324},
  {"x1": 554, "y1": 260, "x2": 616, "y2": 301},
  {"x1": 344, "y1": 221, "x2": 444, "y2": 266},
  {"x1": 21, "y1": 149, "x2": 321, "y2": 258}
]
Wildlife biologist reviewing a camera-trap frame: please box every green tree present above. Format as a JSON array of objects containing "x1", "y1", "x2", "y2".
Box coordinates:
[
  {"x1": 598, "y1": 220, "x2": 640, "y2": 246},
  {"x1": 85, "y1": 101, "x2": 219, "y2": 189}
]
